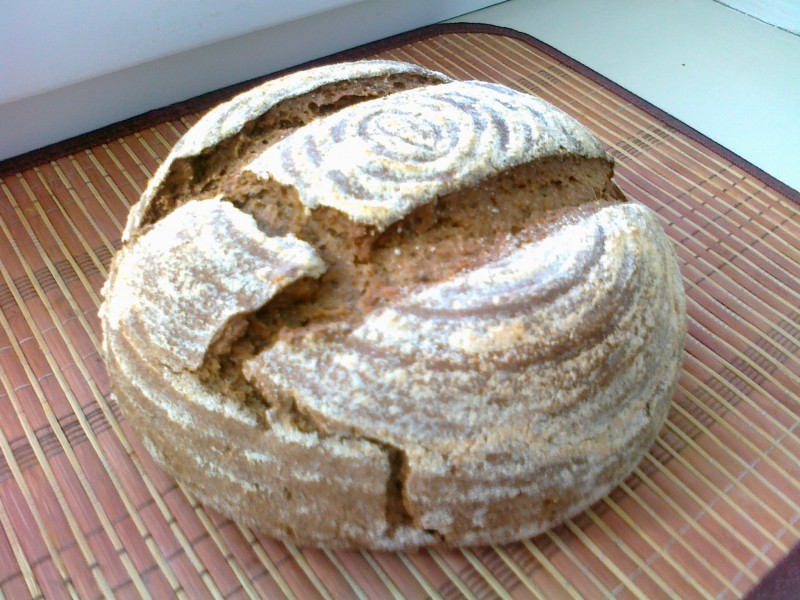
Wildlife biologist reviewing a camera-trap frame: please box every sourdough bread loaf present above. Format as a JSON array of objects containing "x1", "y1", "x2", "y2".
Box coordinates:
[{"x1": 100, "y1": 60, "x2": 686, "y2": 549}]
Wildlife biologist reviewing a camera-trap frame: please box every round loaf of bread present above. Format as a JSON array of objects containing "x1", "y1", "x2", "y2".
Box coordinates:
[{"x1": 100, "y1": 60, "x2": 686, "y2": 549}]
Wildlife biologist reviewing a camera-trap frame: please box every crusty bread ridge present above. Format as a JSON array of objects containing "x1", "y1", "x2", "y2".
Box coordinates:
[
  {"x1": 101, "y1": 60, "x2": 686, "y2": 549},
  {"x1": 123, "y1": 60, "x2": 451, "y2": 241}
]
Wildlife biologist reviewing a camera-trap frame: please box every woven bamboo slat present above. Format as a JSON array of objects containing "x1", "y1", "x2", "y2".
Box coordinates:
[{"x1": 1, "y1": 24, "x2": 797, "y2": 599}]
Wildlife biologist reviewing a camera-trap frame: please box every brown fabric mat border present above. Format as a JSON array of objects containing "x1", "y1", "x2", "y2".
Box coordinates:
[
  {"x1": 2, "y1": 23, "x2": 798, "y2": 205},
  {"x1": 744, "y1": 541, "x2": 800, "y2": 600}
]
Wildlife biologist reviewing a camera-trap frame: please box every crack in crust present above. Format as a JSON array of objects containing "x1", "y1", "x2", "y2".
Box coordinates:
[
  {"x1": 191, "y1": 157, "x2": 625, "y2": 542},
  {"x1": 195, "y1": 153, "x2": 623, "y2": 420},
  {"x1": 135, "y1": 71, "x2": 447, "y2": 232}
]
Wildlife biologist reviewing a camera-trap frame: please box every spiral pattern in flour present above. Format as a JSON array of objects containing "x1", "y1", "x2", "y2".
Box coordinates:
[{"x1": 246, "y1": 80, "x2": 605, "y2": 228}]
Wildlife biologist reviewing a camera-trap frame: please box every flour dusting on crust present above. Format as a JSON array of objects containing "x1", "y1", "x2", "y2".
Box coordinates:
[{"x1": 101, "y1": 60, "x2": 686, "y2": 549}]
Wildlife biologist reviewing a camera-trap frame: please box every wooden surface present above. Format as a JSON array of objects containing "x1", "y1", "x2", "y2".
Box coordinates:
[{"x1": 0, "y1": 24, "x2": 798, "y2": 599}]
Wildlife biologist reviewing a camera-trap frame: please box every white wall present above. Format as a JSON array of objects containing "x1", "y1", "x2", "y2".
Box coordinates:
[
  {"x1": 714, "y1": 0, "x2": 800, "y2": 34},
  {"x1": 0, "y1": 0, "x2": 501, "y2": 161}
]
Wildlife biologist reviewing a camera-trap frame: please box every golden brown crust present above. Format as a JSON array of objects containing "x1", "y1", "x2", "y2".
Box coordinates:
[{"x1": 101, "y1": 60, "x2": 686, "y2": 549}]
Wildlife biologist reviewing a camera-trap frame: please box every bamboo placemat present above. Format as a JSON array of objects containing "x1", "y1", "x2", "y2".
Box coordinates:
[{"x1": 1, "y1": 24, "x2": 798, "y2": 599}]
